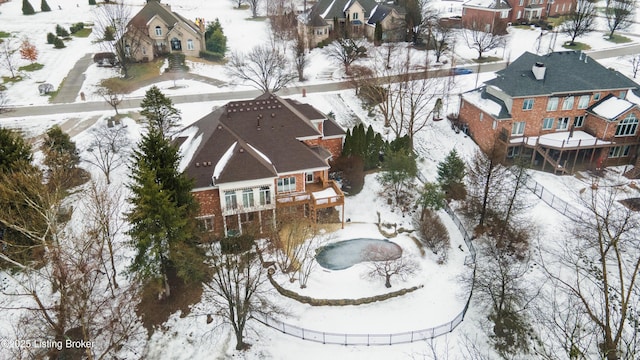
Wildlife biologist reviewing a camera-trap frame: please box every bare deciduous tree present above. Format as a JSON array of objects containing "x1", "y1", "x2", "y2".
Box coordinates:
[
  {"x1": 416, "y1": 209, "x2": 450, "y2": 263},
  {"x1": 462, "y1": 20, "x2": 507, "y2": 60},
  {"x1": 231, "y1": 0, "x2": 245, "y2": 8},
  {"x1": 605, "y1": 0, "x2": 635, "y2": 39},
  {"x1": 325, "y1": 38, "x2": 367, "y2": 75},
  {"x1": 226, "y1": 45, "x2": 296, "y2": 92},
  {"x1": 93, "y1": 2, "x2": 144, "y2": 78},
  {"x1": 364, "y1": 245, "x2": 418, "y2": 288},
  {"x1": 471, "y1": 237, "x2": 536, "y2": 357},
  {"x1": 205, "y1": 243, "x2": 271, "y2": 350},
  {"x1": 431, "y1": 22, "x2": 454, "y2": 63},
  {"x1": 247, "y1": 0, "x2": 262, "y2": 18},
  {"x1": 562, "y1": 0, "x2": 598, "y2": 46},
  {"x1": 96, "y1": 86, "x2": 125, "y2": 115},
  {"x1": 292, "y1": 29, "x2": 307, "y2": 82},
  {"x1": 85, "y1": 121, "x2": 130, "y2": 184},
  {"x1": 0, "y1": 90, "x2": 8, "y2": 113},
  {"x1": 542, "y1": 186, "x2": 640, "y2": 360},
  {"x1": 629, "y1": 54, "x2": 640, "y2": 78},
  {"x1": 465, "y1": 146, "x2": 508, "y2": 229},
  {"x1": 0, "y1": 37, "x2": 18, "y2": 79}
]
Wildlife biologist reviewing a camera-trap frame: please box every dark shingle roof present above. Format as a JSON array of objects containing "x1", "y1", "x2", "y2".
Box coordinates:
[
  {"x1": 176, "y1": 94, "x2": 345, "y2": 187},
  {"x1": 485, "y1": 51, "x2": 639, "y2": 98},
  {"x1": 312, "y1": 0, "x2": 380, "y2": 20},
  {"x1": 129, "y1": 0, "x2": 201, "y2": 35}
]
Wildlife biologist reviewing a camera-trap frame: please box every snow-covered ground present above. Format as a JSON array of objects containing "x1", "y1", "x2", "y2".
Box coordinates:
[{"x1": 1, "y1": 0, "x2": 640, "y2": 359}]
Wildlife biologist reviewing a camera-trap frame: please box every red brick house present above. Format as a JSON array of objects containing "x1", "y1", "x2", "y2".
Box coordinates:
[
  {"x1": 462, "y1": 0, "x2": 576, "y2": 31},
  {"x1": 174, "y1": 93, "x2": 346, "y2": 237},
  {"x1": 458, "y1": 51, "x2": 640, "y2": 174}
]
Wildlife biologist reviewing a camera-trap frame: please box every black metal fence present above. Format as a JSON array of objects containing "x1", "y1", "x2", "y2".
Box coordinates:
[
  {"x1": 519, "y1": 171, "x2": 585, "y2": 219},
  {"x1": 252, "y1": 174, "x2": 478, "y2": 345}
]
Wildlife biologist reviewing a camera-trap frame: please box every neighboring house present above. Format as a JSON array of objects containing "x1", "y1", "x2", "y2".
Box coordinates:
[
  {"x1": 304, "y1": 0, "x2": 406, "y2": 46},
  {"x1": 462, "y1": 0, "x2": 575, "y2": 31},
  {"x1": 174, "y1": 93, "x2": 347, "y2": 237},
  {"x1": 458, "y1": 51, "x2": 640, "y2": 174},
  {"x1": 125, "y1": 0, "x2": 205, "y2": 62}
]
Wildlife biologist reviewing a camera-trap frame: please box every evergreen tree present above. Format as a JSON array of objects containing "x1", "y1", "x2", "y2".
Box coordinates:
[
  {"x1": 89, "y1": 0, "x2": 96, "y2": 4},
  {"x1": 127, "y1": 128, "x2": 205, "y2": 299},
  {"x1": 140, "y1": 85, "x2": 181, "y2": 138},
  {"x1": 0, "y1": 128, "x2": 32, "y2": 173},
  {"x1": 22, "y1": 0, "x2": 35, "y2": 15},
  {"x1": 436, "y1": 149, "x2": 466, "y2": 199},
  {"x1": 41, "y1": 125, "x2": 80, "y2": 189},
  {"x1": 53, "y1": 37, "x2": 65, "y2": 48},
  {"x1": 40, "y1": 0, "x2": 51, "y2": 12},
  {"x1": 342, "y1": 129, "x2": 352, "y2": 157},
  {"x1": 46, "y1": 32, "x2": 56, "y2": 44},
  {"x1": 379, "y1": 150, "x2": 417, "y2": 204}
]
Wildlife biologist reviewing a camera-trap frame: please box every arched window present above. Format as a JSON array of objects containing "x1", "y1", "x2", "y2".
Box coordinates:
[
  {"x1": 187, "y1": 39, "x2": 194, "y2": 50},
  {"x1": 155, "y1": 26, "x2": 162, "y2": 36}
]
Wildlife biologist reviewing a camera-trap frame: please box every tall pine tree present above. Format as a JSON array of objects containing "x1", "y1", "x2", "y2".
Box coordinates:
[
  {"x1": 0, "y1": 128, "x2": 32, "y2": 173},
  {"x1": 127, "y1": 88, "x2": 205, "y2": 299},
  {"x1": 436, "y1": 149, "x2": 467, "y2": 199},
  {"x1": 41, "y1": 0, "x2": 51, "y2": 12}
]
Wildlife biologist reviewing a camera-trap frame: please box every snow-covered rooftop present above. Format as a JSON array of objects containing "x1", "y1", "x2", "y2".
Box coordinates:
[
  {"x1": 463, "y1": 0, "x2": 509, "y2": 9},
  {"x1": 591, "y1": 97, "x2": 634, "y2": 119},
  {"x1": 213, "y1": 141, "x2": 237, "y2": 181},
  {"x1": 462, "y1": 88, "x2": 504, "y2": 117}
]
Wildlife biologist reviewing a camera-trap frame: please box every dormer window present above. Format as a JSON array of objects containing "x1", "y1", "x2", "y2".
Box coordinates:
[{"x1": 155, "y1": 26, "x2": 162, "y2": 36}]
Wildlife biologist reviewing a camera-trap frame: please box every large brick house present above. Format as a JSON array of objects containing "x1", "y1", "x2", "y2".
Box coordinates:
[
  {"x1": 304, "y1": 0, "x2": 406, "y2": 46},
  {"x1": 462, "y1": 0, "x2": 576, "y2": 32},
  {"x1": 174, "y1": 93, "x2": 346, "y2": 237},
  {"x1": 458, "y1": 51, "x2": 640, "y2": 174},
  {"x1": 125, "y1": 0, "x2": 205, "y2": 62}
]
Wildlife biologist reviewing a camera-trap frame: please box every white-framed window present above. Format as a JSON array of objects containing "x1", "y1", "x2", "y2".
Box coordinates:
[
  {"x1": 500, "y1": 11, "x2": 508, "y2": 18},
  {"x1": 353, "y1": 12, "x2": 358, "y2": 20},
  {"x1": 542, "y1": 117, "x2": 554, "y2": 129},
  {"x1": 619, "y1": 91, "x2": 627, "y2": 99},
  {"x1": 511, "y1": 121, "x2": 525, "y2": 136},
  {"x1": 259, "y1": 186, "x2": 271, "y2": 205},
  {"x1": 242, "y1": 189, "x2": 254, "y2": 208},
  {"x1": 577, "y1": 95, "x2": 590, "y2": 109},
  {"x1": 155, "y1": 26, "x2": 162, "y2": 36},
  {"x1": 492, "y1": 120, "x2": 497, "y2": 130},
  {"x1": 609, "y1": 145, "x2": 631, "y2": 158},
  {"x1": 225, "y1": 191, "x2": 237, "y2": 211},
  {"x1": 197, "y1": 216, "x2": 214, "y2": 232},
  {"x1": 479, "y1": 112, "x2": 484, "y2": 121},
  {"x1": 615, "y1": 113, "x2": 638, "y2": 136},
  {"x1": 574, "y1": 115, "x2": 585, "y2": 127},
  {"x1": 557, "y1": 117, "x2": 570, "y2": 130},
  {"x1": 187, "y1": 39, "x2": 194, "y2": 50},
  {"x1": 547, "y1": 97, "x2": 559, "y2": 111},
  {"x1": 277, "y1": 177, "x2": 296, "y2": 193},
  {"x1": 593, "y1": 92, "x2": 601, "y2": 101},
  {"x1": 519, "y1": 0, "x2": 523, "y2": 5},
  {"x1": 306, "y1": 172, "x2": 314, "y2": 183},
  {"x1": 562, "y1": 96, "x2": 574, "y2": 110},
  {"x1": 522, "y1": 98, "x2": 534, "y2": 110}
]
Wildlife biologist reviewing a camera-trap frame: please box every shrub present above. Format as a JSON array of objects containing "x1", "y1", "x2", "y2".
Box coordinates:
[
  {"x1": 22, "y1": 0, "x2": 35, "y2": 15},
  {"x1": 55, "y1": 25, "x2": 70, "y2": 37},
  {"x1": 46, "y1": 32, "x2": 56, "y2": 44},
  {"x1": 329, "y1": 155, "x2": 364, "y2": 195},
  {"x1": 53, "y1": 37, "x2": 65, "y2": 49},
  {"x1": 416, "y1": 209, "x2": 450, "y2": 263},
  {"x1": 89, "y1": 0, "x2": 96, "y2": 4},
  {"x1": 199, "y1": 50, "x2": 224, "y2": 62},
  {"x1": 70, "y1": 22, "x2": 85, "y2": 34},
  {"x1": 41, "y1": 0, "x2": 51, "y2": 11}
]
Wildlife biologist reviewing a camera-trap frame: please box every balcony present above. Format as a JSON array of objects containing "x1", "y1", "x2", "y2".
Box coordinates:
[{"x1": 275, "y1": 180, "x2": 344, "y2": 210}]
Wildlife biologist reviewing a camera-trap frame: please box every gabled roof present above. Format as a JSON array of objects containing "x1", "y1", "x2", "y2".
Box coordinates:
[
  {"x1": 129, "y1": 0, "x2": 201, "y2": 35},
  {"x1": 485, "y1": 51, "x2": 640, "y2": 98},
  {"x1": 175, "y1": 94, "x2": 345, "y2": 188},
  {"x1": 587, "y1": 93, "x2": 636, "y2": 121},
  {"x1": 367, "y1": 4, "x2": 396, "y2": 24},
  {"x1": 462, "y1": 87, "x2": 512, "y2": 119},
  {"x1": 312, "y1": 0, "x2": 380, "y2": 20}
]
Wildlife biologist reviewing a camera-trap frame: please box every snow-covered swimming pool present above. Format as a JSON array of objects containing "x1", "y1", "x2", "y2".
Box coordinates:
[{"x1": 315, "y1": 238, "x2": 402, "y2": 270}]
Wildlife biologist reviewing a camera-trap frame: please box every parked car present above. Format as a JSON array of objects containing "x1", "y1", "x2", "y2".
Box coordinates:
[{"x1": 451, "y1": 67, "x2": 473, "y2": 75}]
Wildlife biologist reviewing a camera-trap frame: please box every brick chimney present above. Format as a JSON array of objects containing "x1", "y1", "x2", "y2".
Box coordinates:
[{"x1": 532, "y1": 62, "x2": 546, "y2": 80}]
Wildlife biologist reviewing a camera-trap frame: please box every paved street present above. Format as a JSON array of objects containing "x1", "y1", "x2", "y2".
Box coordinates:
[{"x1": 2, "y1": 43, "x2": 640, "y2": 119}]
